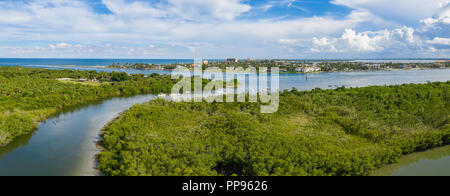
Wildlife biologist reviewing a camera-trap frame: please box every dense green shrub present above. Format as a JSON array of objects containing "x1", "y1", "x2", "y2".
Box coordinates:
[
  {"x1": 98, "y1": 82, "x2": 450, "y2": 176},
  {"x1": 0, "y1": 66, "x2": 178, "y2": 146}
]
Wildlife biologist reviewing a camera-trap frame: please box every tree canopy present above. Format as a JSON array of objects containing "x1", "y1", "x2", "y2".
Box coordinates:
[
  {"x1": 98, "y1": 82, "x2": 450, "y2": 176},
  {"x1": 0, "y1": 66, "x2": 179, "y2": 146}
]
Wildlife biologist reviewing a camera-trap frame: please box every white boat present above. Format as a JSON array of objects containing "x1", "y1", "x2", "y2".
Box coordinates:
[{"x1": 157, "y1": 94, "x2": 166, "y2": 99}]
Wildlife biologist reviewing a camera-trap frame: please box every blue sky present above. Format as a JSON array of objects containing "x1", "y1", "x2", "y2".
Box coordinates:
[
  {"x1": 85, "y1": 0, "x2": 352, "y2": 18},
  {"x1": 0, "y1": 0, "x2": 449, "y2": 59}
]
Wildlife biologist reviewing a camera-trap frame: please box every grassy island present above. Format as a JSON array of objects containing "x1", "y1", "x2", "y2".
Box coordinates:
[
  {"x1": 108, "y1": 60, "x2": 450, "y2": 73},
  {"x1": 0, "y1": 66, "x2": 179, "y2": 146},
  {"x1": 98, "y1": 82, "x2": 449, "y2": 176}
]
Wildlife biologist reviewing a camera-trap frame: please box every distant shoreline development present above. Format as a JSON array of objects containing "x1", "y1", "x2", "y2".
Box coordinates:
[{"x1": 106, "y1": 58, "x2": 450, "y2": 73}]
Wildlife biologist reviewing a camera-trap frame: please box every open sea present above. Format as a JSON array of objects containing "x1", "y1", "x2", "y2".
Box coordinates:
[
  {"x1": 0, "y1": 58, "x2": 447, "y2": 67},
  {"x1": 0, "y1": 58, "x2": 197, "y2": 66}
]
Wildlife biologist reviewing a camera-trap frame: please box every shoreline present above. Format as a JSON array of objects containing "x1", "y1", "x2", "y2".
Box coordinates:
[
  {"x1": 0, "y1": 95, "x2": 116, "y2": 147},
  {"x1": 103, "y1": 66, "x2": 450, "y2": 74},
  {"x1": 93, "y1": 113, "x2": 123, "y2": 176},
  {"x1": 1, "y1": 66, "x2": 449, "y2": 176},
  {"x1": 371, "y1": 144, "x2": 450, "y2": 176},
  {"x1": 94, "y1": 83, "x2": 450, "y2": 176},
  {"x1": 4, "y1": 64, "x2": 448, "y2": 75}
]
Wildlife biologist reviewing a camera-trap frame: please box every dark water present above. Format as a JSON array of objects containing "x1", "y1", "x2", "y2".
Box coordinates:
[
  {"x1": 0, "y1": 95, "x2": 155, "y2": 176},
  {"x1": 372, "y1": 146, "x2": 450, "y2": 176}
]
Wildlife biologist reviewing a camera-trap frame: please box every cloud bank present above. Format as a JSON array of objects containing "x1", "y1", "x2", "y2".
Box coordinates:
[{"x1": 0, "y1": 0, "x2": 448, "y2": 58}]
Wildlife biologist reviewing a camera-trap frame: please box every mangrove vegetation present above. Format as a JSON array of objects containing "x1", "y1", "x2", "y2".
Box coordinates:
[
  {"x1": 0, "y1": 66, "x2": 179, "y2": 146},
  {"x1": 98, "y1": 82, "x2": 450, "y2": 176}
]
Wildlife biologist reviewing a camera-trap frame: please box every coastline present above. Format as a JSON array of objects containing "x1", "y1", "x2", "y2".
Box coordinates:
[
  {"x1": 105, "y1": 66, "x2": 449, "y2": 75},
  {"x1": 5, "y1": 63, "x2": 448, "y2": 75},
  {"x1": 94, "y1": 113, "x2": 122, "y2": 176},
  {"x1": 1, "y1": 66, "x2": 449, "y2": 176},
  {"x1": 372, "y1": 144, "x2": 450, "y2": 176},
  {"x1": 0, "y1": 95, "x2": 115, "y2": 147},
  {"x1": 94, "y1": 83, "x2": 450, "y2": 176}
]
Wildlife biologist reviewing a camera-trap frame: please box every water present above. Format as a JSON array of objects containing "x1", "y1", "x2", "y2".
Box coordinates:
[
  {"x1": 372, "y1": 146, "x2": 450, "y2": 176},
  {"x1": 0, "y1": 58, "x2": 443, "y2": 67},
  {"x1": 3, "y1": 63, "x2": 450, "y2": 92},
  {"x1": 277, "y1": 69, "x2": 450, "y2": 91},
  {"x1": 0, "y1": 58, "x2": 196, "y2": 66},
  {"x1": 0, "y1": 95, "x2": 155, "y2": 176},
  {"x1": 0, "y1": 61, "x2": 449, "y2": 176},
  {"x1": 353, "y1": 59, "x2": 440, "y2": 63},
  {"x1": 2, "y1": 58, "x2": 449, "y2": 92}
]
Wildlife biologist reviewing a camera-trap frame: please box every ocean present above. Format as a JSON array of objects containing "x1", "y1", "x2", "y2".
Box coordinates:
[
  {"x1": 0, "y1": 58, "x2": 446, "y2": 67},
  {"x1": 0, "y1": 58, "x2": 197, "y2": 67}
]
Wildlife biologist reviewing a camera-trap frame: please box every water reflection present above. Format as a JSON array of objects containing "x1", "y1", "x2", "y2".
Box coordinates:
[
  {"x1": 372, "y1": 145, "x2": 450, "y2": 176},
  {"x1": 0, "y1": 65, "x2": 449, "y2": 176},
  {"x1": 0, "y1": 134, "x2": 33, "y2": 159},
  {"x1": 10, "y1": 64, "x2": 450, "y2": 92},
  {"x1": 0, "y1": 95, "x2": 155, "y2": 176}
]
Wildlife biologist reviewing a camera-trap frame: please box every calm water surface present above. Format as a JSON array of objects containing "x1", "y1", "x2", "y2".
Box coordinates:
[
  {"x1": 372, "y1": 146, "x2": 450, "y2": 176},
  {"x1": 0, "y1": 58, "x2": 442, "y2": 67},
  {"x1": 0, "y1": 58, "x2": 195, "y2": 66},
  {"x1": 5, "y1": 64, "x2": 450, "y2": 91},
  {"x1": 0, "y1": 63, "x2": 449, "y2": 176},
  {"x1": 0, "y1": 95, "x2": 155, "y2": 176}
]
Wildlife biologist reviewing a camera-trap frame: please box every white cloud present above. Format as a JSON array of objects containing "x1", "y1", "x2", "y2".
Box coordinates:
[
  {"x1": 341, "y1": 29, "x2": 387, "y2": 52},
  {"x1": 427, "y1": 37, "x2": 450, "y2": 45},
  {"x1": 0, "y1": 42, "x2": 169, "y2": 58},
  {"x1": 165, "y1": 0, "x2": 251, "y2": 21},
  {"x1": 278, "y1": 39, "x2": 302, "y2": 45},
  {"x1": 102, "y1": 0, "x2": 168, "y2": 20},
  {"x1": 56, "y1": 43, "x2": 72, "y2": 48},
  {"x1": 102, "y1": 0, "x2": 251, "y2": 21},
  {"x1": 311, "y1": 37, "x2": 339, "y2": 52},
  {"x1": 311, "y1": 27, "x2": 422, "y2": 53},
  {"x1": 420, "y1": 3, "x2": 450, "y2": 27},
  {"x1": 331, "y1": 0, "x2": 448, "y2": 24},
  {"x1": 0, "y1": 0, "x2": 378, "y2": 58},
  {"x1": 429, "y1": 46, "x2": 438, "y2": 52},
  {"x1": 0, "y1": 0, "x2": 448, "y2": 58},
  {"x1": 417, "y1": 2, "x2": 450, "y2": 48}
]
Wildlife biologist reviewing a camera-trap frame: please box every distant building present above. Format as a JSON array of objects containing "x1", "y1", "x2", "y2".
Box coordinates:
[
  {"x1": 362, "y1": 64, "x2": 381, "y2": 69},
  {"x1": 304, "y1": 67, "x2": 321, "y2": 73},
  {"x1": 279, "y1": 67, "x2": 288, "y2": 72},
  {"x1": 296, "y1": 67, "x2": 321, "y2": 73},
  {"x1": 436, "y1": 60, "x2": 450, "y2": 68},
  {"x1": 401, "y1": 64, "x2": 416, "y2": 69},
  {"x1": 227, "y1": 58, "x2": 238, "y2": 63},
  {"x1": 275, "y1": 61, "x2": 290, "y2": 66},
  {"x1": 152, "y1": 65, "x2": 163, "y2": 70},
  {"x1": 202, "y1": 60, "x2": 209, "y2": 65}
]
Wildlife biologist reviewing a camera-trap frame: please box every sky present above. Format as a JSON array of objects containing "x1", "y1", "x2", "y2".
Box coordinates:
[{"x1": 0, "y1": 0, "x2": 449, "y2": 59}]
